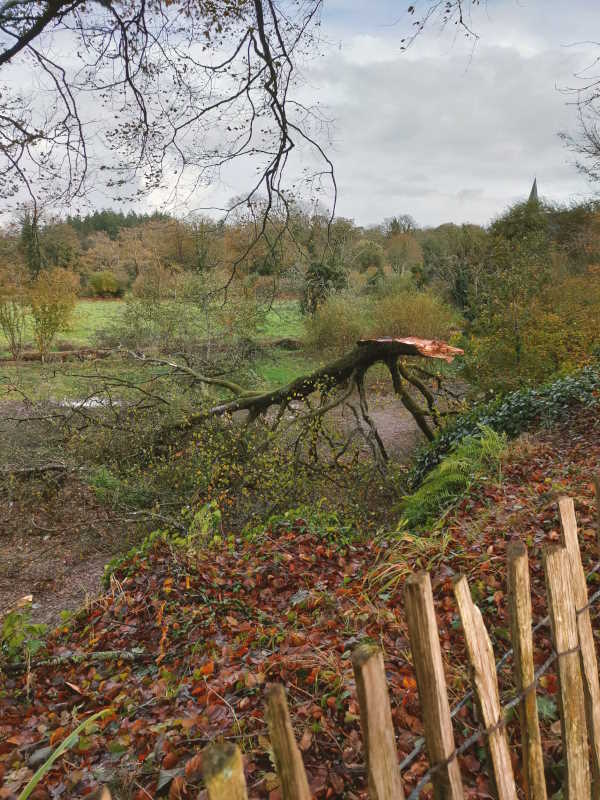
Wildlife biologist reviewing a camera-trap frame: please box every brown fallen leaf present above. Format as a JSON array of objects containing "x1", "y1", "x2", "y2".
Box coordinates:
[{"x1": 299, "y1": 728, "x2": 312, "y2": 751}]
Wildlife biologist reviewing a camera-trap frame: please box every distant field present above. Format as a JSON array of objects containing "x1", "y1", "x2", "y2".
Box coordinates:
[
  {"x1": 258, "y1": 301, "x2": 305, "y2": 339},
  {"x1": 0, "y1": 299, "x2": 125, "y2": 354},
  {"x1": 0, "y1": 298, "x2": 305, "y2": 354},
  {"x1": 0, "y1": 350, "x2": 322, "y2": 404},
  {"x1": 0, "y1": 297, "x2": 315, "y2": 401}
]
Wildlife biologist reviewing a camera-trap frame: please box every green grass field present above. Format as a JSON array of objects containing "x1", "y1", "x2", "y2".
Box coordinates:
[
  {"x1": 0, "y1": 298, "x2": 315, "y2": 401},
  {"x1": 63, "y1": 300, "x2": 126, "y2": 346},
  {"x1": 0, "y1": 298, "x2": 305, "y2": 354},
  {"x1": 258, "y1": 301, "x2": 305, "y2": 339},
  {"x1": 0, "y1": 351, "x2": 322, "y2": 403}
]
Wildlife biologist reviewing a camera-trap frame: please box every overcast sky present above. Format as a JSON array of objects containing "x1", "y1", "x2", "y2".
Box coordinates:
[
  {"x1": 160, "y1": 0, "x2": 600, "y2": 228},
  {"x1": 12, "y1": 0, "x2": 600, "y2": 228},
  {"x1": 289, "y1": 0, "x2": 598, "y2": 227}
]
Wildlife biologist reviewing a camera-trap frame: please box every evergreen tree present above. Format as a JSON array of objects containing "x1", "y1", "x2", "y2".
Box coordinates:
[{"x1": 19, "y1": 211, "x2": 42, "y2": 278}]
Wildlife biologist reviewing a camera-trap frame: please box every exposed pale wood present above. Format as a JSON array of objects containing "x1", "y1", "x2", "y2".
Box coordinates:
[
  {"x1": 543, "y1": 545, "x2": 591, "y2": 800},
  {"x1": 507, "y1": 541, "x2": 547, "y2": 800},
  {"x1": 265, "y1": 683, "x2": 311, "y2": 800},
  {"x1": 99, "y1": 790, "x2": 112, "y2": 800},
  {"x1": 405, "y1": 571, "x2": 464, "y2": 800},
  {"x1": 558, "y1": 496, "x2": 600, "y2": 792},
  {"x1": 352, "y1": 644, "x2": 405, "y2": 800},
  {"x1": 203, "y1": 743, "x2": 248, "y2": 800},
  {"x1": 453, "y1": 575, "x2": 517, "y2": 800}
]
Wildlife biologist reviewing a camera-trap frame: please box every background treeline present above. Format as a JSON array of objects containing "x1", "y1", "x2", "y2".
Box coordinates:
[{"x1": 1, "y1": 195, "x2": 600, "y2": 392}]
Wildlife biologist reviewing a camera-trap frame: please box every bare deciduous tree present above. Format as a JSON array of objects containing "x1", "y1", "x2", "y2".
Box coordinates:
[{"x1": 0, "y1": 0, "x2": 334, "y2": 264}]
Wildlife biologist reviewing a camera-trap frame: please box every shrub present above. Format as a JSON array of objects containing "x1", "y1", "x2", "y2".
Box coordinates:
[
  {"x1": 29, "y1": 268, "x2": 79, "y2": 358},
  {"x1": 88, "y1": 270, "x2": 123, "y2": 297},
  {"x1": 0, "y1": 273, "x2": 28, "y2": 359},
  {"x1": 304, "y1": 293, "x2": 368, "y2": 353},
  {"x1": 369, "y1": 289, "x2": 457, "y2": 340},
  {"x1": 410, "y1": 364, "x2": 600, "y2": 487},
  {"x1": 1, "y1": 598, "x2": 47, "y2": 664},
  {"x1": 102, "y1": 272, "x2": 262, "y2": 357}
]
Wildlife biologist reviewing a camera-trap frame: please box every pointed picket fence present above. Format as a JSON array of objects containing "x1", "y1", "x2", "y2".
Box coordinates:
[{"x1": 102, "y1": 495, "x2": 600, "y2": 800}]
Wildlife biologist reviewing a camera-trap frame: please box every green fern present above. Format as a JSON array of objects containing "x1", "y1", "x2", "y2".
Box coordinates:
[{"x1": 399, "y1": 425, "x2": 507, "y2": 529}]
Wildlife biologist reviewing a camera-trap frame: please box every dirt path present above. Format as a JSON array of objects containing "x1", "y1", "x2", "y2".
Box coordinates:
[
  {"x1": 0, "y1": 476, "x2": 141, "y2": 626},
  {"x1": 362, "y1": 392, "x2": 426, "y2": 460}
]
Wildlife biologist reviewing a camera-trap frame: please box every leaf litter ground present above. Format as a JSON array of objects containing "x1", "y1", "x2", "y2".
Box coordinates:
[{"x1": 2, "y1": 409, "x2": 600, "y2": 799}]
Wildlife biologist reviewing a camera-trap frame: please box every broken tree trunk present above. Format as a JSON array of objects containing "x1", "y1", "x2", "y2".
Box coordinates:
[
  {"x1": 200, "y1": 337, "x2": 463, "y2": 432},
  {"x1": 131, "y1": 337, "x2": 463, "y2": 454}
]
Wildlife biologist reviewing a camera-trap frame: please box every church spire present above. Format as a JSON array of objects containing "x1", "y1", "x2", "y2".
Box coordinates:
[{"x1": 528, "y1": 177, "x2": 538, "y2": 204}]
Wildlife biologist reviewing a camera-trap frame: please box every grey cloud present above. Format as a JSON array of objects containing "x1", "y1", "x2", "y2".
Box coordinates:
[{"x1": 253, "y1": 0, "x2": 600, "y2": 228}]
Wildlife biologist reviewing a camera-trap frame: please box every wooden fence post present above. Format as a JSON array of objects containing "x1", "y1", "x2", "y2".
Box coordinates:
[
  {"x1": 352, "y1": 644, "x2": 405, "y2": 800},
  {"x1": 265, "y1": 683, "x2": 311, "y2": 800},
  {"x1": 543, "y1": 545, "x2": 591, "y2": 800},
  {"x1": 405, "y1": 571, "x2": 464, "y2": 800},
  {"x1": 507, "y1": 541, "x2": 547, "y2": 800},
  {"x1": 203, "y1": 742, "x2": 248, "y2": 800},
  {"x1": 453, "y1": 575, "x2": 518, "y2": 800},
  {"x1": 558, "y1": 496, "x2": 600, "y2": 792}
]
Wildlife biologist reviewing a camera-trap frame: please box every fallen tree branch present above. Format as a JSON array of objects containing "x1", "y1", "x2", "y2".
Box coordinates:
[
  {"x1": 0, "y1": 463, "x2": 73, "y2": 477},
  {"x1": 202, "y1": 337, "x2": 463, "y2": 420},
  {"x1": 2, "y1": 648, "x2": 151, "y2": 674},
  {"x1": 122, "y1": 349, "x2": 262, "y2": 399},
  {"x1": 145, "y1": 337, "x2": 463, "y2": 454},
  {"x1": 0, "y1": 348, "x2": 112, "y2": 364}
]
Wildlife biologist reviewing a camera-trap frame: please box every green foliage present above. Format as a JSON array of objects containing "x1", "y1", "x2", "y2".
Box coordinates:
[
  {"x1": 411, "y1": 364, "x2": 600, "y2": 487},
  {"x1": 537, "y1": 695, "x2": 558, "y2": 721},
  {"x1": 1, "y1": 601, "x2": 47, "y2": 664},
  {"x1": 88, "y1": 466, "x2": 153, "y2": 509},
  {"x1": 370, "y1": 288, "x2": 458, "y2": 341},
  {"x1": 249, "y1": 502, "x2": 359, "y2": 546},
  {"x1": 67, "y1": 208, "x2": 167, "y2": 240},
  {"x1": 0, "y1": 279, "x2": 27, "y2": 359},
  {"x1": 489, "y1": 199, "x2": 551, "y2": 243},
  {"x1": 400, "y1": 425, "x2": 506, "y2": 529},
  {"x1": 29, "y1": 268, "x2": 79, "y2": 357},
  {"x1": 305, "y1": 285, "x2": 457, "y2": 353},
  {"x1": 106, "y1": 274, "x2": 261, "y2": 353},
  {"x1": 463, "y1": 267, "x2": 600, "y2": 391},
  {"x1": 417, "y1": 223, "x2": 488, "y2": 313},
  {"x1": 304, "y1": 293, "x2": 367, "y2": 353},
  {"x1": 19, "y1": 211, "x2": 42, "y2": 279},
  {"x1": 188, "y1": 500, "x2": 223, "y2": 545},
  {"x1": 88, "y1": 270, "x2": 124, "y2": 297},
  {"x1": 353, "y1": 239, "x2": 384, "y2": 274},
  {"x1": 301, "y1": 257, "x2": 347, "y2": 315}
]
